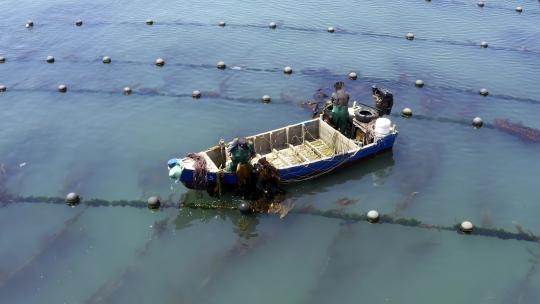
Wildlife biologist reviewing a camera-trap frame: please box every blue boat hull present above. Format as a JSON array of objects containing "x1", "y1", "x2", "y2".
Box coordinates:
[{"x1": 179, "y1": 133, "x2": 397, "y2": 188}]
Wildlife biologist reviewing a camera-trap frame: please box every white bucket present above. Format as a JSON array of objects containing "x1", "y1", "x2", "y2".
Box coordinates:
[{"x1": 374, "y1": 118, "x2": 391, "y2": 137}]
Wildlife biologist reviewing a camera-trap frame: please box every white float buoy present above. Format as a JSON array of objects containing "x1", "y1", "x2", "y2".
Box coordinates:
[
  {"x1": 283, "y1": 66, "x2": 293, "y2": 74},
  {"x1": 146, "y1": 19, "x2": 154, "y2": 25},
  {"x1": 26, "y1": 20, "x2": 34, "y2": 28},
  {"x1": 262, "y1": 95, "x2": 271, "y2": 103},
  {"x1": 327, "y1": 26, "x2": 335, "y2": 33},
  {"x1": 269, "y1": 22, "x2": 277, "y2": 29},
  {"x1": 75, "y1": 19, "x2": 83, "y2": 26},
  {"x1": 480, "y1": 41, "x2": 488, "y2": 48},
  {"x1": 348, "y1": 72, "x2": 358, "y2": 80},
  {"x1": 0, "y1": 56, "x2": 5, "y2": 63},
  {"x1": 479, "y1": 88, "x2": 489, "y2": 96},
  {"x1": 415, "y1": 79, "x2": 424, "y2": 88},
  {"x1": 406, "y1": 32, "x2": 415, "y2": 40},
  {"x1": 218, "y1": 21, "x2": 226, "y2": 27},
  {"x1": 155, "y1": 58, "x2": 165, "y2": 66},
  {"x1": 516, "y1": 6, "x2": 523, "y2": 13},
  {"x1": 477, "y1": 1, "x2": 485, "y2": 7},
  {"x1": 102, "y1": 56, "x2": 111, "y2": 64},
  {"x1": 402, "y1": 107, "x2": 413, "y2": 117},
  {"x1": 58, "y1": 84, "x2": 67, "y2": 93},
  {"x1": 66, "y1": 192, "x2": 80, "y2": 206},
  {"x1": 123, "y1": 87, "x2": 132, "y2": 95},
  {"x1": 367, "y1": 210, "x2": 380, "y2": 223},
  {"x1": 192, "y1": 90, "x2": 201, "y2": 98},
  {"x1": 460, "y1": 221, "x2": 474, "y2": 233},
  {"x1": 472, "y1": 117, "x2": 483, "y2": 128},
  {"x1": 147, "y1": 196, "x2": 160, "y2": 209},
  {"x1": 217, "y1": 61, "x2": 226, "y2": 69},
  {"x1": 0, "y1": 85, "x2": 6, "y2": 92},
  {"x1": 46, "y1": 55, "x2": 55, "y2": 63}
]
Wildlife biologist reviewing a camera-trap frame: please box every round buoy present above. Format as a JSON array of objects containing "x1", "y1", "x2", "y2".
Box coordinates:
[
  {"x1": 327, "y1": 26, "x2": 335, "y2": 33},
  {"x1": 516, "y1": 6, "x2": 523, "y2": 13},
  {"x1": 147, "y1": 196, "x2": 160, "y2": 209},
  {"x1": 415, "y1": 79, "x2": 424, "y2": 88},
  {"x1": 0, "y1": 85, "x2": 6, "y2": 92},
  {"x1": 460, "y1": 221, "x2": 474, "y2": 233},
  {"x1": 238, "y1": 202, "x2": 252, "y2": 215},
  {"x1": 0, "y1": 56, "x2": 5, "y2": 63},
  {"x1": 479, "y1": 88, "x2": 489, "y2": 96},
  {"x1": 146, "y1": 19, "x2": 154, "y2": 25},
  {"x1": 192, "y1": 90, "x2": 201, "y2": 98},
  {"x1": 217, "y1": 61, "x2": 226, "y2": 69},
  {"x1": 269, "y1": 22, "x2": 277, "y2": 29},
  {"x1": 262, "y1": 95, "x2": 271, "y2": 103},
  {"x1": 477, "y1": 1, "x2": 485, "y2": 7},
  {"x1": 472, "y1": 117, "x2": 483, "y2": 128},
  {"x1": 155, "y1": 58, "x2": 165, "y2": 66},
  {"x1": 26, "y1": 20, "x2": 34, "y2": 28},
  {"x1": 66, "y1": 192, "x2": 80, "y2": 206},
  {"x1": 75, "y1": 19, "x2": 83, "y2": 26},
  {"x1": 348, "y1": 72, "x2": 358, "y2": 80},
  {"x1": 46, "y1": 55, "x2": 55, "y2": 63},
  {"x1": 218, "y1": 21, "x2": 226, "y2": 27},
  {"x1": 123, "y1": 87, "x2": 132, "y2": 95},
  {"x1": 406, "y1": 32, "x2": 415, "y2": 40},
  {"x1": 367, "y1": 210, "x2": 380, "y2": 223},
  {"x1": 102, "y1": 56, "x2": 111, "y2": 64},
  {"x1": 480, "y1": 41, "x2": 488, "y2": 48},
  {"x1": 402, "y1": 107, "x2": 413, "y2": 117},
  {"x1": 283, "y1": 66, "x2": 293, "y2": 74},
  {"x1": 58, "y1": 84, "x2": 67, "y2": 93}
]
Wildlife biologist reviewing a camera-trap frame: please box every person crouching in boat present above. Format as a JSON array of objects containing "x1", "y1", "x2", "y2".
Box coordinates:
[
  {"x1": 226, "y1": 138, "x2": 255, "y2": 172},
  {"x1": 227, "y1": 138, "x2": 256, "y2": 196},
  {"x1": 330, "y1": 81, "x2": 350, "y2": 134}
]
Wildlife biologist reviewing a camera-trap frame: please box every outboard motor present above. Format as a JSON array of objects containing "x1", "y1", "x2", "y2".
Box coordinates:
[{"x1": 372, "y1": 85, "x2": 394, "y2": 116}]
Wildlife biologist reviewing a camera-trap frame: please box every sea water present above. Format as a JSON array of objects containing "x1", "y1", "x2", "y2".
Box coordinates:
[{"x1": 1, "y1": 0, "x2": 540, "y2": 303}]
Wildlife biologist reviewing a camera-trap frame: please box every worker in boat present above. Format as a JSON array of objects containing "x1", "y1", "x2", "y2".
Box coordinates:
[
  {"x1": 372, "y1": 85, "x2": 394, "y2": 116},
  {"x1": 226, "y1": 137, "x2": 255, "y2": 172},
  {"x1": 330, "y1": 81, "x2": 350, "y2": 134}
]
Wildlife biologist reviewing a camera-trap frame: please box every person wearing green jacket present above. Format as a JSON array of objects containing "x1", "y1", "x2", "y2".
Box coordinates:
[
  {"x1": 226, "y1": 138, "x2": 255, "y2": 172},
  {"x1": 331, "y1": 81, "x2": 350, "y2": 134}
]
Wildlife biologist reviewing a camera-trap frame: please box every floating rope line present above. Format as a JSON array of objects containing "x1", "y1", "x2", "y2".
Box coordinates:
[
  {"x1": 3, "y1": 195, "x2": 539, "y2": 244},
  {"x1": 0, "y1": 60, "x2": 539, "y2": 106},
  {"x1": 3, "y1": 18, "x2": 540, "y2": 56}
]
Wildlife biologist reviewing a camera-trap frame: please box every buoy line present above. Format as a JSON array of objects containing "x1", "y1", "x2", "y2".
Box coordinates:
[{"x1": 3, "y1": 195, "x2": 539, "y2": 244}]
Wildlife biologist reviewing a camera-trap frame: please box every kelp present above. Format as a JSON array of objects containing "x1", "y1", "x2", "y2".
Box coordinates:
[
  {"x1": 0, "y1": 208, "x2": 87, "y2": 288},
  {"x1": 4, "y1": 195, "x2": 540, "y2": 244},
  {"x1": 494, "y1": 119, "x2": 540, "y2": 143},
  {"x1": 84, "y1": 217, "x2": 173, "y2": 304}
]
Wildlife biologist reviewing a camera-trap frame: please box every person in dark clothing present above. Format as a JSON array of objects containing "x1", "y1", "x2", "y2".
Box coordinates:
[{"x1": 330, "y1": 81, "x2": 350, "y2": 134}]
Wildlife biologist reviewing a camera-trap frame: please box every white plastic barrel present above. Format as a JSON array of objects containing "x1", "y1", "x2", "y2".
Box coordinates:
[{"x1": 374, "y1": 118, "x2": 391, "y2": 137}]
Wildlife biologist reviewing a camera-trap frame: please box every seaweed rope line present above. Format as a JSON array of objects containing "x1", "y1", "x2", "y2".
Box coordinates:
[
  {"x1": 2, "y1": 59, "x2": 539, "y2": 105},
  {"x1": 2, "y1": 78, "x2": 539, "y2": 109},
  {"x1": 4, "y1": 195, "x2": 540, "y2": 244},
  {"x1": 7, "y1": 19, "x2": 540, "y2": 55}
]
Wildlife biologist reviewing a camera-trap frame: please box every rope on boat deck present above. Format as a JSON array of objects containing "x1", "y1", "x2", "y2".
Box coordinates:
[{"x1": 3, "y1": 195, "x2": 539, "y2": 244}]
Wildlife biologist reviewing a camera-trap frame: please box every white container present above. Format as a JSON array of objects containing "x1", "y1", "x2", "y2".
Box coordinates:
[{"x1": 374, "y1": 118, "x2": 391, "y2": 137}]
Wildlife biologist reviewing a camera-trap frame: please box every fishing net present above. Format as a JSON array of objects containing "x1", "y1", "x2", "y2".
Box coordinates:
[{"x1": 187, "y1": 153, "x2": 208, "y2": 190}]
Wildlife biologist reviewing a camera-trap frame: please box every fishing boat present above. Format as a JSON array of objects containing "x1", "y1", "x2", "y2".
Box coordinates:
[{"x1": 168, "y1": 105, "x2": 398, "y2": 189}]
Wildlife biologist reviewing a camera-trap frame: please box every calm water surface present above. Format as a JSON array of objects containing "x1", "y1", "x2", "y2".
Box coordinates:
[{"x1": 1, "y1": 0, "x2": 540, "y2": 303}]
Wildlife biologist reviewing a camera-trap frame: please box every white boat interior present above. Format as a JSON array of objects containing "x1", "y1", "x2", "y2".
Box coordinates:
[{"x1": 184, "y1": 118, "x2": 368, "y2": 172}]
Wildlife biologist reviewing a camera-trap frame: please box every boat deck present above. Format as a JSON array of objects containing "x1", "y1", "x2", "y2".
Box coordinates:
[{"x1": 254, "y1": 138, "x2": 336, "y2": 168}]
